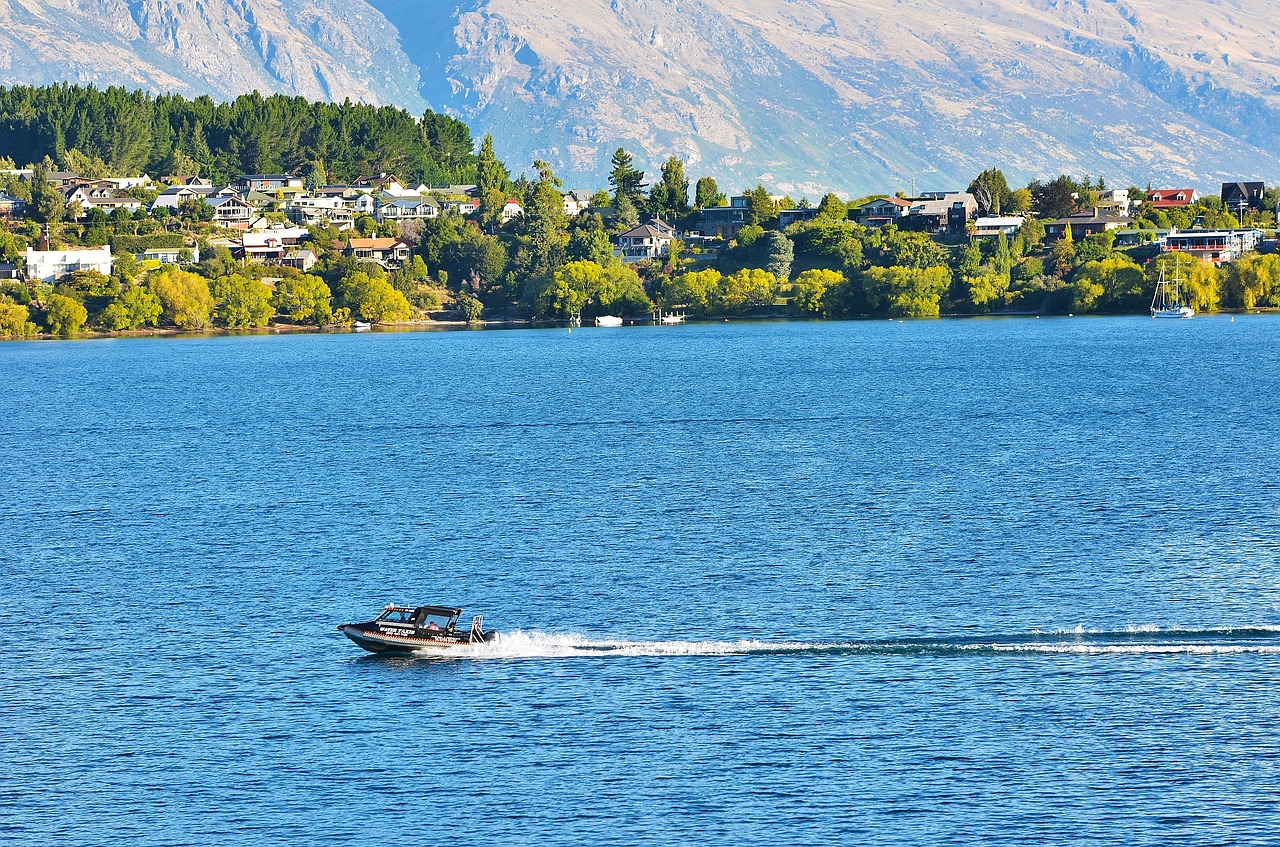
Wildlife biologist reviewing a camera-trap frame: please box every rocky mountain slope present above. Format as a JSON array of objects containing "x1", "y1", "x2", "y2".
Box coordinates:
[
  {"x1": 0, "y1": 0, "x2": 423, "y2": 111},
  {"x1": 3, "y1": 0, "x2": 1280, "y2": 194}
]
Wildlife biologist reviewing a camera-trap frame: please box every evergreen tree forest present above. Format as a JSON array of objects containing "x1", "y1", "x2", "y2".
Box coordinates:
[{"x1": 0, "y1": 84, "x2": 478, "y2": 185}]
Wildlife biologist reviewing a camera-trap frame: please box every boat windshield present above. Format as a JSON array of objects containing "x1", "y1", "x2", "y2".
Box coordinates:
[
  {"x1": 379, "y1": 609, "x2": 415, "y2": 624},
  {"x1": 418, "y1": 612, "x2": 454, "y2": 631}
]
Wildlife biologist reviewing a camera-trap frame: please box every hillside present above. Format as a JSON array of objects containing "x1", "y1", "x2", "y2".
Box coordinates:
[
  {"x1": 3, "y1": 0, "x2": 1280, "y2": 194},
  {"x1": 0, "y1": 0, "x2": 424, "y2": 111}
]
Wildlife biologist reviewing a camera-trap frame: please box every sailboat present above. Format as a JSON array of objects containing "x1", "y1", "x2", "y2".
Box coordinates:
[{"x1": 1151, "y1": 255, "x2": 1195, "y2": 319}]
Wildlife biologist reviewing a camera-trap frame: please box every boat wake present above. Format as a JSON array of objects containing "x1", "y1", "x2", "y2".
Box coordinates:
[{"x1": 388, "y1": 625, "x2": 1280, "y2": 661}]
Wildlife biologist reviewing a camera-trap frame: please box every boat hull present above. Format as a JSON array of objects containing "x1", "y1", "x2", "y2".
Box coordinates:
[
  {"x1": 1152, "y1": 307, "x2": 1194, "y2": 319},
  {"x1": 338, "y1": 623, "x2": 498, "y2": 654}
]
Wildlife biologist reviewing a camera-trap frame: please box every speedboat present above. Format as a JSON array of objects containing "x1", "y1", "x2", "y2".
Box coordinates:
[
  {"x1": 595, "y1": 315, "x2": 623, "y2": 327},
  {"x1": 338, "y1": 604, "x2": 497, "y2": 653},
  {"x1": 352, "y1": 320, "x2": 372, "y2": 330}
]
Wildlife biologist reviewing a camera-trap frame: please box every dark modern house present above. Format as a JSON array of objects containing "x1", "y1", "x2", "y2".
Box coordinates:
[{"x1": 1221, "y1": 181, "x2": 1265, "y2": 212}]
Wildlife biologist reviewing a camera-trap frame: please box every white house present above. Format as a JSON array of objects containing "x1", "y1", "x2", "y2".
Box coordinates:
[
  {"x1": 973, "y1": 216, "x2": 1026, "y2": 237},
  {"x1": 501, "y1": 199, "x2": 524, "y2": 222},
  {"x1": 613, "y1": 222, "x2": 673, "y2": 263},
  {"x1": 26, "y1": 246, "x2": 113, "y2": 282}
]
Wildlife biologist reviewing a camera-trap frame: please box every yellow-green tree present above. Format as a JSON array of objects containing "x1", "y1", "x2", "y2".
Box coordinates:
[
  {"x1": 722, "y1": 268, "x2": 779, "y2": 312},
  {"x1": 45, "y1": 293, "x2": 88, "y2": 336},
  {"x1": 1148, "y1": 253, "x2": 1221, "y2": 312},
  {"x1": 273, "y1": 274, "x2": 333, "y2": 324},
  {"x1": 149, "y1": 268, "x2": 214, "y2": 329},
  {"x1": 792, "y1": 269, "x2": 844, "y2": 315},
  {"x1": 863, "y1": 266, "x2": 951, "y2": 317},
  {"x1": 0, "y1": 303, "x2": 38, "y2": 338},
  {"x1": 662, "y1": 269, "x2": 723, "y2": 314},
  {"x1": 966, "y1": 272, "x2": 1011, "y2": 311},
  {"x1": 1224, "y1": 253, "x2": 1280, "y2": 309},
  {"x1": 212, "y1": 274, "x2": 274, "y2": 327},
  {"x1": 343, "y1": 272, "x2": 412, "y2": 323}
]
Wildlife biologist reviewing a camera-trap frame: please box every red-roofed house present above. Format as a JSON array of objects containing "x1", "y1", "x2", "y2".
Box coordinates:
[{"x1": 1147, "y1": 188, "x2": 1199, "y2": 209}]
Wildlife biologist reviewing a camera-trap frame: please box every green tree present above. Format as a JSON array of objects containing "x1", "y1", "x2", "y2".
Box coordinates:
[
  {"x1": 476, "y1": 134, "x2": 510, "y2": 198},
  {"x1": 212, "y1": 274, "x2": 274, "y2": 327},
  {"x1": 968, "y1": 168, "x2": 1013, "y2": 216},
  {"x1": 514, "y1": 159, "x2": 570, "y2": 300},
  {"x1": 566, "y1": 225, "x2": 616, "y2": 266},
  {"x1": 815, "y1": 193, "x2": 847, "y2": 223},
  {"x1": 966, "y1": 272, "x2": 1010, "y2": 311},
  {"x1": 764, "y1": 231, "x2": 794, "y2": 281},
  {"x1": 882, "y1": 230, "x2": 948, "y2": 269},
  {"x1": 98, "y1": 283, "x2": 162, "y2": 330},
  {"x1": 649, "y1": 156, "x2": 689, "y2": 219},
  {"x1": 1031, "y1": 175, "x2": 1078, "y2": 219},
  {"x1": 45, "y1": 292, "x2": 88, "y2": 335},
  {"x1": 745, "y1": 184, "x2": 775, "y2": 226},
  {"x1": 273, "y1": 274, "x2": 333, "y2": 324},
  {"x1": 342, "y1": 272, "x2": 412, "y2": 323},
  {"x1": 864, "y1": 266, "x2": 951, "y2": 317},
  {"x1": 608, "y1": 147, "x2": 645, "y2": 206},
  {"x1": 456, "y1": 291, "x2": 483, "y2": 322},
  {"x1": 695, "y1": 176, "x2": 724, "y2": 209},
  {"x1": 149, "y1": 268, "x2": 214, "y2": 329}
]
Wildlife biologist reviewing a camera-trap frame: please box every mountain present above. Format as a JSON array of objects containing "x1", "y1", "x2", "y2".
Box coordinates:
[
  {"x1": 0, "y1": 0, "x2": 424, "y2": 111},
  {"x1": 3, "y1": 0, "x2": 1280, "y2": 195}
]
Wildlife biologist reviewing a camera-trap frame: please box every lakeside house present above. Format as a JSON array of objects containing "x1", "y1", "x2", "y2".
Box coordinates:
[
  {"x1": 140, "y1": 245, "x2": 198, "y2": 265},
  {"x1": 1147, "y1": 188, "x2": 1199, "y2": 209},
  {"x1": 778, "y1": 207, "x2": 820, "y2": 227},
  {"x1": 344, "y1": 237, "x2": 411, "y2": 270},
  {"x1": 856, "y1": 196, "x2": 912, "y2": 228},
  {"x1": 234, "y1": 174, "x2": 304, "y2": 193},
  {"x1": 239, "y1": 226, "x2": 309, "y2": 264},
  {"x1": 501, "y1": 199, "x2": 524, "y2": 222},
  {"x1": 563, "y1": 190, "x2": 594, "y2": 217},
  {"x1": 209, "y1": 194, "x2": 254, "y2": 229},
  {"x1": 698, "y1": 196, "x2": 753, "y2": 239},
  {"x1": 1162, "y1": 228, "x2": 1264, "y2": 264},
  {"x1": 972, "y1": 216, "x2": 1026, "y2": 237},
  {"x1": 905, "y1": 192, "x2": 977, "y2": 234},
  {"x1": 25, "y1": 245, "x2": 113, "y2": 282},
  {"x1": 0, "y1": 193, "x2": 26, "y2": 218},
  {"x1": 614, "y1": 220, "x2": 675, "y2": 263},
  {"x1": 1221, "y1": 181, "x2": 1266, "y2": 214},
  {"x1": 376, "y1": 194, "x2": 440, "y2": 223},
  {"x1": 286, "y1": 196, "x2": 355, "y2": 230},
  {"x1": 1045, "y1": 209, "x2": 1134, "y2": 241}
]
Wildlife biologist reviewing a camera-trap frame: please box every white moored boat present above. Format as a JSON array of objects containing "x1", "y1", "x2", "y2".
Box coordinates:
[
  {"x1": 595, "y1": 315, "x2": 623, "y2": 327},
  {"x1": 1151, "y1": 256, "x2": 1195, "y2": 319}
]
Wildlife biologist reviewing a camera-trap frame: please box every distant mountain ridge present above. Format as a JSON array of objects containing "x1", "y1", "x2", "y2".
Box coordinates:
[{"x1": 3, "y1": 0, "x2": 1280, "y2": 194}]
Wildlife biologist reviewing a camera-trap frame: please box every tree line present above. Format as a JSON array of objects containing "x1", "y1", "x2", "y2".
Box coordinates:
[{"x1": 0, "y1": 83, "x2": 477, "y2": 186}]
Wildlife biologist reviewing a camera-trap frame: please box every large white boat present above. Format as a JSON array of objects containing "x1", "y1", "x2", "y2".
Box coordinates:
[
  {"x1": 1151, "y1": 256, "x2": 1195, "y2": 319},
  {"x1": 594, "y1": 315, "x2": 623, "y2": 327}
]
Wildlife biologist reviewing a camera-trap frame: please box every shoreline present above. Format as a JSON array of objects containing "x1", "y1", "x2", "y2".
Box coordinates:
[{"x1": 4, "y1": 308, "x2": 1276, "y2": 343}]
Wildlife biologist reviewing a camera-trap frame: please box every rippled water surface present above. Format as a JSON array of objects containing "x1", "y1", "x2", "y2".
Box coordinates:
[{"x1": 4, "y1": 316, "x2": 1280, "y2": 845}]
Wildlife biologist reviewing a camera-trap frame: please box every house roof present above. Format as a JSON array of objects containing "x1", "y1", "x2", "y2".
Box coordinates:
[
  {"x1": 617, "y1": 224, "x2": 672, "y2": 239},
  {"x1": 346, "y1": 237, "x2": 408, "y2": 249}
]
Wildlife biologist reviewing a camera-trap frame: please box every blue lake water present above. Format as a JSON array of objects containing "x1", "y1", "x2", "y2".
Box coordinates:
[{"x1": 3, "y1": 316, "x2": 1280, "y2": 845}]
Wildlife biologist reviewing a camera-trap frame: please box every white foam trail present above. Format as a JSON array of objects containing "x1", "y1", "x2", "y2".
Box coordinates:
[
  {"x1": 399, "y1": 628, "x2": 1280, "y2": 661},
  {"x1": 988, "y1": 643, "x2": 1280, "y2": 655},
  {"x1": 434, "y1": 630, "x2": 829, "y2": 660}
]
